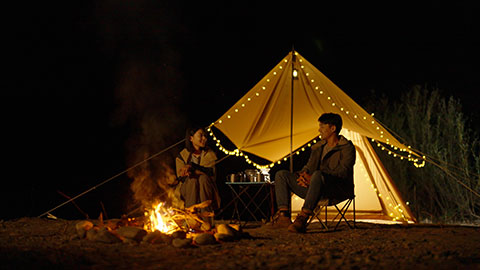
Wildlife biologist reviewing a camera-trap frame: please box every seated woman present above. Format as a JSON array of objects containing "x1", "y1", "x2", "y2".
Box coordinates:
[{"x1": 175, "y1": 127, "x2": 221, "y2": 225}]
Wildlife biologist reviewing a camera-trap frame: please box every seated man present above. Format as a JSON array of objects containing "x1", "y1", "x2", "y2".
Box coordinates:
[{"x1": 273, "y1": 113, "x2": 356, "y2": 233}]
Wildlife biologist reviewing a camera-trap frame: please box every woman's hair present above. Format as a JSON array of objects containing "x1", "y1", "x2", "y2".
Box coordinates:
[{"x1": 185, "y1": 126, "x2": 207, "y2": 152}]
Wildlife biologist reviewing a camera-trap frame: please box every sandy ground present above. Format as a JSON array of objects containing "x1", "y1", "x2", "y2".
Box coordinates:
[{"x1": 0, "y1": 217, "x2": 479, "y2": 270}]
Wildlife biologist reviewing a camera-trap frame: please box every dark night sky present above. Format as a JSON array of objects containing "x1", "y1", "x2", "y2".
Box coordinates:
[{"x1": 2, "y1": 1, "x2": 478, "y2": 219}]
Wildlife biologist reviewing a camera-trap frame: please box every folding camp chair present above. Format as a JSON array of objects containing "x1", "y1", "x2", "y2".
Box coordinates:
[{"x1": 307, "y1": 195, "x2": 356, "y2": 231}]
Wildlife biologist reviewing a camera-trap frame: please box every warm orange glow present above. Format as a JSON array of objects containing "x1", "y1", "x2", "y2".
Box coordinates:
[{"x1": 145, "y1": 202, "x2": 179, "y2": 234}]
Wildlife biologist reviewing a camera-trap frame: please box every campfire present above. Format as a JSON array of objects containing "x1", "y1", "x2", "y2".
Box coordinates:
[
  {"x1": 74, "y1": 199, "x2": 245, "y2": 247},
  {"x1": 145, "y1": 202, "x2": 178, "y2": 234},
  {"x1": 144, "y1": 200, "x2": 215, "y2": 235},
  {"x1": 72, "y1": 158, "x2": 247, "y2": 247}
]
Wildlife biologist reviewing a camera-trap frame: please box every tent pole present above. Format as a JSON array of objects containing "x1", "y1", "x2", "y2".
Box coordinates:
[{"x1": 290, "y1": 47, "x2": 295, "y2": 173}]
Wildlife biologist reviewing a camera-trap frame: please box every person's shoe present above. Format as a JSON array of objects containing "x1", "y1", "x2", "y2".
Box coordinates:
[
  {"x1": 268, "y1": 210, "x2": 292, "y2": 228},
  {"x1": 288, "y1": 212, "x2": 310, "y2": 233}
]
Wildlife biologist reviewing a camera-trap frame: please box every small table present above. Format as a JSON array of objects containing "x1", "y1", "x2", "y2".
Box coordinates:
[{"x1": 219, "y1": 182, "x2": 275, "y2": 226}]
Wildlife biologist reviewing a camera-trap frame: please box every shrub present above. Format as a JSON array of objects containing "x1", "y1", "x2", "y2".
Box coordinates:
[{"x1": 364, "y1": 85, "x2": 480, "y2": 223}]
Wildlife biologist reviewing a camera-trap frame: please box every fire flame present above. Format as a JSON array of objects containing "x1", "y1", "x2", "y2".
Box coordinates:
[{"x1": 145, "y1": 202, "x2": 179, "y2": 234}]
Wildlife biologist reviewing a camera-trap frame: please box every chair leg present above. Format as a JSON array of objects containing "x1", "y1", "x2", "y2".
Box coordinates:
[
  {"x1": 325, "y1": 203, "x2": 328, "y2": 230},
  {"x1": 307, "y1": 205, "x2": 328, "y2": 230},
  {"x1": 332, "y1": 199, "x2": 355, "y2": 231},
  {"x1": 353, "y1": 196, "x2": 357, "y2": 229}
]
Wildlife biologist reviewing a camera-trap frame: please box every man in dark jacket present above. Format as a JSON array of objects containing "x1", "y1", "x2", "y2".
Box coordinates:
[{"x1": 273, "y1": 113, "x2": 356, "y2": 233}]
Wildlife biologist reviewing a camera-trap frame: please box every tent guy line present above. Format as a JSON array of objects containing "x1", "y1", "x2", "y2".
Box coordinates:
[
  {"x1": 37, "y1": 137, "x2": 232, "y2": 219},
  {"x1": 38, "y1": 139, "x2": 186, "y2": 218}
]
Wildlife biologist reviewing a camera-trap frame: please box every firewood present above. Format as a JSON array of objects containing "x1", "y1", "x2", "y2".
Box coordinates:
[{"x1": 185, "y1": 200, "x2": 212, "y2": 213}]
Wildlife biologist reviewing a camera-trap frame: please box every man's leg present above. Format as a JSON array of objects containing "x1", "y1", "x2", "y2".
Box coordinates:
[
  {"x1": 289, "y1": 171, "x2": 325, "y2": 233},
  {"x1": 301, "y1": 170, "x2": 326, "y2": 213},
  {"x1": 274, "y1": 170, "x2": 308, "y2": 211}
]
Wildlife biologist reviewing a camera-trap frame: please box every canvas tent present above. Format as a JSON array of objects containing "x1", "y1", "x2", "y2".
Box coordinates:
[{"x1": 209, "y1": 51, "x2": 421, "y2": 222}]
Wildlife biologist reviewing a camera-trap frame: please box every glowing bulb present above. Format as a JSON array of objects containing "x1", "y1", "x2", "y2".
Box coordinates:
[{"x1": 292, "y1": 69, "x2": 298, "y2": 77}]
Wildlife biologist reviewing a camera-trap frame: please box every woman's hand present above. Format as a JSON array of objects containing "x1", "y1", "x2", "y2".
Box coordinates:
[{"x1": 179, "y1": 165, "x2": 192, "y2": 177}]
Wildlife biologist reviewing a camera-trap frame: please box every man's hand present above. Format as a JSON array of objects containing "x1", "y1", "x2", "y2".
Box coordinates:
[{"x1": 296, "y1": 171, "x2": 312, "y2": 187}]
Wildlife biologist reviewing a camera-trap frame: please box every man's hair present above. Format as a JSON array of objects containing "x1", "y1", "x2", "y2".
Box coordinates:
[
  {"x1": 185, "y1": 127, "x2": 207, "y2": 152},
  {"x1": 318, "y1": 113, "x2": 342, "y2": 136}
]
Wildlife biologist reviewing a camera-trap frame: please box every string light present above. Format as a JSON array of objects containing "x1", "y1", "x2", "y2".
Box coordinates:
[
  {"x1": 358, "y1": 155, "x2": 411, "y2": 222},
  {"x1": 207, "y1": 124, "x2": 321, "y2": 170},
  {"x1": 212, "y1": 52, "x2": 425, "y2": 172},
  {"x1": 371, "y1": 139, "x2": 426, "y2": 168}
]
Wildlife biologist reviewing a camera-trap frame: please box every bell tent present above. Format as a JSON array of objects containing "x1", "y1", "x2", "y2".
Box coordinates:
[{"x1": 208, "y1": 51, "x2": 422, "y2": 223}]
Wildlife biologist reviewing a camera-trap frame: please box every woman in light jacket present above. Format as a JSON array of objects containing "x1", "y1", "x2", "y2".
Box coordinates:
[{"x1": 176, "y1": 127, "x2": 221, "y2": 222}]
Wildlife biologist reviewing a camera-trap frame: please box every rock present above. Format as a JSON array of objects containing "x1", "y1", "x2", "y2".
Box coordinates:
[
  {"x1": 122, "y1": 238, "x2": 138, "y2": 245},
  {"x1": 117, "y1": 226, "x2": 147, "y2": 242},
  {"x1": 172, "y1": 238, "x2": 192, "y2": 248},
  {"x1": 194, "y1": 233, "x2": 217, "y2": 245},
  {"x1": 228, "y1": 224, "x2": 241, "y2": 231},
  {"x1": 171, "y1": 230, "x2": 187, "y2": 239},
  {"x1": 214, "y1": 233, "x2": 234, "y2": 242},
  {"x1": 95, "y1": 228, "x2": 122, "y2": 243},
  {"x1": 75, "y1": 220, "x2": 94, "y2": 238},
  {"x1": 216, "y1": 224, "x2": 239, "y2": 238},
  {"x1": 143, "y1": 231, "x2": 172, "y2": 244},
  {"x1": 86, "y1": 227, "x2": 98, "y2": 240}
]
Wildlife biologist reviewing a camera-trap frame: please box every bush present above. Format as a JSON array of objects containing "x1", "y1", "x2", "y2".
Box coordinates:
[{"x1": 364, "y1": 85, "x2": 480, "y2": 223}]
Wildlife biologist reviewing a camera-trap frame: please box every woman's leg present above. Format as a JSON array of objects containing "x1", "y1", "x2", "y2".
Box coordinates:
[{"x1": 180, "y1": 177, "x2": 199, "y2": 208}]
